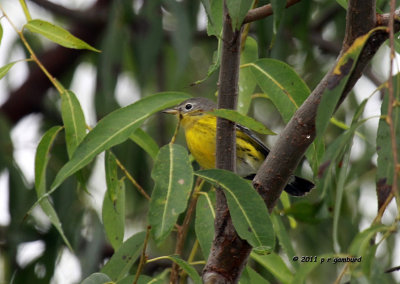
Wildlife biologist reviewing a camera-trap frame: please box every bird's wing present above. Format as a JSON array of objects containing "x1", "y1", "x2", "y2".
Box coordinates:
[{"x1": 236, "y1": 124, "x2": 270, "y2": 156}]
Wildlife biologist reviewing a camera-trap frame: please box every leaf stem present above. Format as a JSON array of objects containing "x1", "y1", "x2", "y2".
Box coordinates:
[
  {"x1": 19, "y1": 0, "x2": 32, "y2": 21},
  {"x1": 133, "y1": 225, "x2": 151, "y2": 284}
]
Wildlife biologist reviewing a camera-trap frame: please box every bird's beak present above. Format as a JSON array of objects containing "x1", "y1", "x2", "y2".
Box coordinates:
[{"x1": 162, "y1": 107, "x2": 179, "y2": 115}]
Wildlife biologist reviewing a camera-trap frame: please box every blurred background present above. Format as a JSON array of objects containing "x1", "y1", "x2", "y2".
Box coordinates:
[{"x1": 0, "y1": 0, "x2": 399, "y2": 283}]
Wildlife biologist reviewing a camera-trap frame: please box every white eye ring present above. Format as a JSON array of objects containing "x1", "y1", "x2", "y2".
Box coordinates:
[{"x1": 185, "y1": 103, "x2": 193, "y2": 110}]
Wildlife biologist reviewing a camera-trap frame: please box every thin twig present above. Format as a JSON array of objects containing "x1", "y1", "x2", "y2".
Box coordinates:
[
  {"x1": 115, "y1": 157, "x2": 150, "y2": 200},
  {"x1": 133, "y1": 225, "x2": 151, "y2": 284}
]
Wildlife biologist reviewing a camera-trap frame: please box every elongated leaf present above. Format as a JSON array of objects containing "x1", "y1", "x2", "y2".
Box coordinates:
[
  {"x1": 270, "y1": 213, "x2": 297, "y2": 268},
  {"x1": 0, "y1": 61, "x2": 18, "y2": 81},
  {"x1": 103, "y1": 151, "x2": 125, "y2": 250},
  {"x1": 24, "y1": 19, "x2": 100, "y2": 52},
  {"x1": 148, "y1": 144, "x2": 193, "y2": 244},
  {"x1": 271, "y1": 0, "x2": 286, "y2": 34},
  {"x1": 251, "y1": 252, "x2": 293, "y2": 284},
  {"x1": 208, "y1": 109, "x2": 276, "y2": 135},
  {"x1": 61, "y1": 90, "x2": 87, "y2": 157},
  {"x1": 226, "y1": 0, "x2": 253, "y2": 30},
  {"x1": 376, "y1": 78, "x2": 400, "y2": 210},
  {"x1": 0, "y1": 23, "x2": 3, "y2": 45},
  {"x1": 240, "y1": 266, "x2": 271, "y2": 284},
  {"x1": 195, "y1": 191, "x2": 215, "y2": 259},
  {"x1": 249, "y1": 58, "x2": 310, "y2": 123},
  {"x1": 49, "y1": 92, "x2": 190, "y2": 195},
  {"x1": 239, "y1": 36, "x2": 258, "y2": 114},
  {"x1": 129, "y1": 128, "x2": 159, "y2": 160},
  {"x1": 195, "y1": 169, "x2": 274, "y2": 252},
  {"x1": 101, "y1": 231, "x2": 146, "y2": 281},
  {"x1": 316, "y1": 27, "x2": 385, "y2": 137},
  {"x1": 34, "y1": 126, "x2": 72, "y2": 250},
  {"x1": 167, "y1": 255, "x2": 202, "y2": 284},
  {"x1": 81, "y1": 273, "x2": 112, "y2": 284},
  {"x1": 205, "y1": 0, "x2": 223, "y2": 36},
  {"x1": 291, "y1": 254, "x2": 333, "y2": 284}
]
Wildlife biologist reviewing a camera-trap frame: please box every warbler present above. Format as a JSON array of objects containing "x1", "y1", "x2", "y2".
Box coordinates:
[{"x1": 163, "y1": 97, "x2": 313, "y2": 196}]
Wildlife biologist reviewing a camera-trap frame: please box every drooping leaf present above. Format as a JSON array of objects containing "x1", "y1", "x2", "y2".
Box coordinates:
[
  {"x1": 101, "y1": 231, "x2": 146, "y2": 281},
  {"x1": 0, "y1": 61, "x2": 18, "y2": 81},
  {"x1": 239, "y1": 36, "x2": 258, "y2": 114},
  {"x1": 24, "y1": 19, "x2": 100, "y2": 52},
  {"x1": 167, "y1": 255, "x2": 202, "y2": 284},
  {"x1": 49, "y1": 92, "x2": 190, "y2": 195},
  {"x1": 271, "y1": 0, "x2": 286, "y2": 35},
  {"x1": 148, "y1": 144, "x2": 193, "y2": 244},
  {"x1": 129, "y1": 128, "x2": 159, "y2": 160},
  {"x1": 226, "y1": 0, "x2": 253, "y2": 30},
  {"x1": 376, "y1": 78, "x2": 400, "y2": 210},
  {"x1": 103, "y1": 151, "x2": 125, "y2": 250},
  {"x1": 240, "y1": 266, "x2": 271, "y2": 284},
  {"x1": 208, "y1": 109, "x2": 276, "y2": 135},
  {"x1": 316, "y1": 27, "x2": 386, "y2": 137},
  {"x1": 81, "y1": 273, "x2": 112, "y2": 284},
  {"x1": 205, "y1": 0, "x2": 223, "y2": 36},
  {"x1": 291, "y1": 254, "x2": 334, "y2": 284},
  {"x1": 0, "y1": 23, "x2": 3, "y2": 45},
  {"x1": 196, "y1": 169, "x2": 275, "y2": 252},
  {"x1": 195, "y1": 191, "x2": 215, "y2": 259},
  {"x1": 251, "y1": 252, "x2": 293, "y2": 284},
  {"x1": 61, "y1": 90, "x2": 87, "y2": 157},
  {"x1": 34, "y1": 126, "x2": 72, "y2": 250},
  {"x1": 248, "y1": 58, "x2": 311, "y2": 123}
]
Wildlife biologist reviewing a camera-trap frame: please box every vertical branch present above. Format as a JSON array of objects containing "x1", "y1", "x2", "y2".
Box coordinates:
[{"x1": 202, "y1": 2, "x2": 249, "y2": 284}]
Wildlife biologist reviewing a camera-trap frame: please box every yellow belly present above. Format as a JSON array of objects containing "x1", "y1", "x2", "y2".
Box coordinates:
[{"x1": 182, "y1": 114, "x2": 265, "y2": 176}]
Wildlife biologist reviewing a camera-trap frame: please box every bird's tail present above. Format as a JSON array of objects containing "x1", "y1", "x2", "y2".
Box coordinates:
[{"x1": 284, "y1": 176, "x2": 314, "y2": 196}]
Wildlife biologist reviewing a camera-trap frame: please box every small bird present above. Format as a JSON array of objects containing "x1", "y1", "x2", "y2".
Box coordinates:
[{"x1": 163, "y1": 97, "x2": 314, "y2": 196}]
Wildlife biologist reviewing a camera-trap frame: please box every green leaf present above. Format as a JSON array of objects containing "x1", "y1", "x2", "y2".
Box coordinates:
[
  {"x1": 240, "y1": 266, "x2": 271, "y2": 284},
  {"x1": 248, "y1": 58, "x2": 310, "y2": 123},
  {"x1": 316, "y1": 27, "x2": 385, "y2": 137},
  {"x1": 81, "y1": 273, "x2": 112, "y2": 284},
  {"x1": 271, "y1": 213, "x2": 297, "y2": 268},
  {"x1": 195, "y1": 191, "x2": 215, "y2": 259},
  {"x1": 34, "y1": 126, "x2": 72, "y2": 250},
  {"x1": 103, "y1": 151, "x2": 125, "y2": 250},
  {"x1": 0, "y1": 23, "x2": 3, "y2": 45},
  {"x1": 226, "y1": 0, "x2": 253, "y2": 30},
  {"x1": 251, "y1": 252, "x2": 293, "y2": 284},
  {"x1": 148, "y1": 144, "x2": 194, "y2": 244},
  {"x1": 349, "y1": 224, "x2": 389, "y2": 257},
  {"x1": 284, "y1": 201, "x2": 324, "y2": 223},
  {"x1": 196, "y1": 169, "x2": 275, "y2": 252},
  {"x1": 61, "y1": 90, "x2": 87, "y2": 157},
  {"x1": 167, "y1": 255, "x2": 202, "y2": 284},
  {"x1": 376, "y1": 78, "x2": 400, "y2": 209},
  {"x1": 239, "y1": 36, "x2": 258, "y2": 114},
  {"x1": 205, "y1": 0, "x2": 223, "y2": 36},
  {"x1": 271, "y1": 0, "x2": 286, "y2": 35},
  {"x1": 129, "y1": 128, "x2": 159, "y2": 160},
  {"x1": 0, "y1": 61, "x2": 18, "y2": 81},
  {"x1": 24, "y1": 19, "x2": 100, "y2": 52},
  {"x1": 101, "y1": 231, "x2": 146, "y2": 281},
  {"x1": 49, "y1": 92, "x2": 190, "y2": 195},
  {"x1": 208, "y1": 109, "x2": 276, "y2": 135},
  {"x1": 291, "y1": 254, "x2": 333, "y2": 284}
]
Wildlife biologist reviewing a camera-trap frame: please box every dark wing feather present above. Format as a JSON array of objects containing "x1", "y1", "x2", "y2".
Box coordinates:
[{"x1": 235, "y1": 124, "x2": 270, "y2": 156}]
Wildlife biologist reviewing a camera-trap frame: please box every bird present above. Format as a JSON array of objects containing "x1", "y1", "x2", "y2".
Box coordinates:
[{"x1": 163, "y1": 97, "x2": 314, "y2": 196}]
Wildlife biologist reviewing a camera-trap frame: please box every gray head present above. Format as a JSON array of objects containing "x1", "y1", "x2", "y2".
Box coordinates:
[{"x1": 163, "y1": 97, "x2": 216, "y2": 116}]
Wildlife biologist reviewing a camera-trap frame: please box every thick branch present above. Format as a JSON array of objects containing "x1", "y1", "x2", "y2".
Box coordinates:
[
  {"x1": 202, "y1": 3, "x2": 249, "y2": 284},
  {"x1": 253, "y1": 0, "x2": 400, "y2": 211},
  {"x1": 243, "y1": 0, "x2": 301, "y2": 24}
]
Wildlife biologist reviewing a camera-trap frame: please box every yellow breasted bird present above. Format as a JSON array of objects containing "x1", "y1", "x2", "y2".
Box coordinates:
[{"x1": 163, "y1": 97, "x2": 314, "y2": 196}]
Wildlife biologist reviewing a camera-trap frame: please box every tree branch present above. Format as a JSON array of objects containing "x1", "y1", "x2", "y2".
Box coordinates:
[
  {"x1": 202, "y1": 3, "x2": 249, "y2": 284},
  {"x1": 253, "y1": 0, "x2": 400, "y2": 211},
  {"x1": 243, "y1": 0, "x2": 301, "y2": 24}
]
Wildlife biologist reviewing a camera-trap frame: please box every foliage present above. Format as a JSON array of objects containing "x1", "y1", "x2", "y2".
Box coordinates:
[{"x1": 0, "y1": 0, "x2": 399, "y2": 283}]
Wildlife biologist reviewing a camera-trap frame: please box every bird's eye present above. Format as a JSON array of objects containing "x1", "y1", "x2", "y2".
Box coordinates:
[{"x1": 185, "y1": 103, "x2": 193, "y2": 110}]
